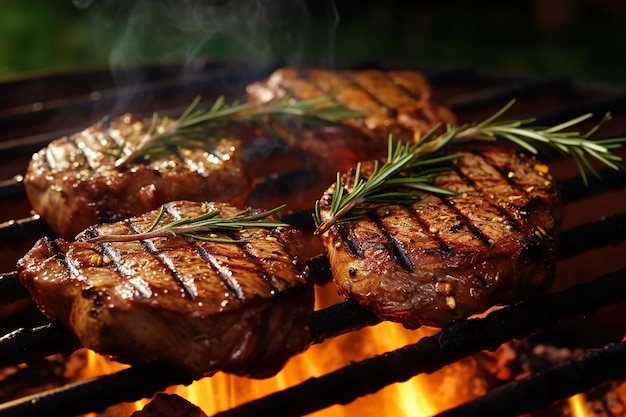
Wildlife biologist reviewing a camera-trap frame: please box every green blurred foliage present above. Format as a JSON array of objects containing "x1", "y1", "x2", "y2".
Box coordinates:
[
  {"x1": 1, "y1": 1, "x2": 624, "y2": 85},
  {"x1": 0, "y1": 1, "x2": 92, "y2": 75}
]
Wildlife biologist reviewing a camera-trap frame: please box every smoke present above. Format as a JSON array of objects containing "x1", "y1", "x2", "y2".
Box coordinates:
[
  {"x1": 73, "y1": 0, "x2": 96, "y2": 9},
  {"x1": 73, "y1": 0, "x2": 338, "y2": 113},
  {"x1": 81, "y1": 0, "x2": 338, "y2": 73}
]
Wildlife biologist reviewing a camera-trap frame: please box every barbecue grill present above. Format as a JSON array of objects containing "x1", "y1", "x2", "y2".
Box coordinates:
[{"x1": 1, "y1": 60, "x2": 626, "y2": 417}]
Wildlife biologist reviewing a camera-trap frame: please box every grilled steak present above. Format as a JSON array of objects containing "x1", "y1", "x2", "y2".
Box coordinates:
[
  {"x1": 16, "y1": 200, "x2": 313, "y2": 378},
  {"x1": 23, "y1": 114, "x2": 249, "y2": 239},
  {"x1": 247, "y1": 67, "x2": 456, "y2": 157},
  {"x1": 316, "y1": 144, "x2": 561, "y2": 328}
]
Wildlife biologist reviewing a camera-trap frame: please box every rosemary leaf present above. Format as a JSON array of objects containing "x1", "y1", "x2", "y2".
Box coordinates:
[
  {"x1": 145, "y1": 205, "x2": 167, "y2": 233},
  {"x1": 364, "y1": 192, "x2": 422, "y2": 204},
  {"x1": 544, "y1": 113, "x2": 593, "y2": 133}
]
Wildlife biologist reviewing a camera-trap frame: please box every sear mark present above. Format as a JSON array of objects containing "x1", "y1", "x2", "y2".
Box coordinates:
[
  {"x1": 371, "y1": 212, "x2": 414, "y2": 273},
  {"x1": 126, "y1": 221, "x2": 197, "y2": 300}
]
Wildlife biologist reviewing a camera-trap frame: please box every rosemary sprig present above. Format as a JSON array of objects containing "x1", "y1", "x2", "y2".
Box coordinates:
[
  {"x1": 114, "y1": 95, "x2": 363, "y2": 167},
  {"x1": 313, "y1": 100, "x2": 626, "y2": 235},
  {"x1": 89, "y1": 204, "x2": 288, "y2": 243}
]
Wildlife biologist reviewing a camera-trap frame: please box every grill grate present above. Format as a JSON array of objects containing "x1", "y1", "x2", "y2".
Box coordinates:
[
  {"x1": 0, "y1": 61, "x2": 626, "y2": 416},
  {"x1": 2, "y1": 264, "x2": 626, "y2": 417}
]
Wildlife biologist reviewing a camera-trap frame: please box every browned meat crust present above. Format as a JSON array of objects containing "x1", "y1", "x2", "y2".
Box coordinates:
[
  {"x1": 23, "y1": 114, "x2": 249, "y2": 239},
  {"x1": 247, "y1": 67, "x2": 456, "y2": 157},
  {"x1": 16, "y1": 200, "x2": 313, "y2": 378},
  {"x1": 316, "y1": 144, "x2": 561, "y2": 328}
]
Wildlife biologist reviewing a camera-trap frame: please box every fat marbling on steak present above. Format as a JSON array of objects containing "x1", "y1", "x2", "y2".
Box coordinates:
[
  {"x1": 23, "y1": 114, "x2": 249, "y2": 239},
  {"x1": 316, "y1": 144, "x2": 561, "y2": 328},
  {"x1": 16, "y1": 200, "x2": 313, "y2": 378}
]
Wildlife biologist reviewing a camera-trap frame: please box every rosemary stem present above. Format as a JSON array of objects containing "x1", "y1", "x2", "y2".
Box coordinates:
[
  {"x1": 89, "y1": 204, "x2": 289, "y2": 244},
  {"x1": 114, "y1": 128, "x2": 173, "y2": 168},
  {"x1": 314, "y1": 195, "x2": 365, "y2": 235},
  {"x1": 89, "y1": 230, "x2": 168, "y2": 243}
]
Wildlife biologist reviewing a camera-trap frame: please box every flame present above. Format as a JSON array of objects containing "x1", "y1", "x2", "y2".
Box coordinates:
[
  {"x1": 568, "y1": 393, "x2": 588, "y2": 417},
  {"x1": 565, "y1": 332, "x2": 626, "y2": 417},
  {"x1": 81, "y1": 350, "x2": 148, "y2": 417}
]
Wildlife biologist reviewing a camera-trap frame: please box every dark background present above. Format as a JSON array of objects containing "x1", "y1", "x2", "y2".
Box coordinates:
[{"x1": 1, "y1": 0, "x2": 625, "y2": 85}]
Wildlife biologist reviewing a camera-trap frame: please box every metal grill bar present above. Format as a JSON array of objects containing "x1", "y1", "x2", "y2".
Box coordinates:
[
  {"x1": 0, "y1": 322, "x2": 78, "y2": 369},
  {"x1": 0, "y1": 271, "x2": 28, "y2": 304},
  {"x1": 435, "y1": 341, "x2": 626, "y2": 417},
  {"x1": 558, "y1": 211, "x2": 626, "y2": 259},
  {"x1": 0, "y1": 177, "x2": 24, "y2": 200},
  {"x1": 0, "y1": 365, "x2": 192, "y2": 417},
  {"x1": 0, "y1": 215, "x2": 48, "y2": 243},
  {"x1": 0, "y1": 128, "x2": 92, "y2": 160},
  {"x1": 559, "y1": 167, "x2": 626, "y2": 204}
]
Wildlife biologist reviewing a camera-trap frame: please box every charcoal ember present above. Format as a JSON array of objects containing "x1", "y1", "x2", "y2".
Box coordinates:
[{"x1": 473, "y1": 341, "x2": 626, "y2": 417}]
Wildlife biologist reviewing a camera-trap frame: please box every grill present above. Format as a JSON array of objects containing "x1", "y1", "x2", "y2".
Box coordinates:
[{"x1": 1, "y1": 61, "x2": 626, "y2": 417}]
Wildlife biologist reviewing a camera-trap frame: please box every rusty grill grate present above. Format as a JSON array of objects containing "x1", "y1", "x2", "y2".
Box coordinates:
[{"x1": 1, "y1": 61, "x2": 626, "y2": 417}]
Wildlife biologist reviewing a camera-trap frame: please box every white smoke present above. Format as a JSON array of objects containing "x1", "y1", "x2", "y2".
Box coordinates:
[
  {"x1": 81, "y1": 0, "x2": 338, "y2": 73},
  {"x1": 73, "y1": 0, "x2": 96, "y2": 9}
]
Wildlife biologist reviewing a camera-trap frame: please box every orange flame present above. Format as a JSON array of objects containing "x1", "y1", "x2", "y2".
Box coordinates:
[
  {"x1": 82, "y1": 350, "x2": 147, "y2": 417},
  {"x1": 568, "y1": 393, "x2": 588, "y2": 417}
]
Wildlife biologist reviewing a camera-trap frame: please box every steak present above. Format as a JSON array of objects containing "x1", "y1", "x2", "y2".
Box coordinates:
[
  {"x1": 23, "y1": 114, "x2": 249, "y2": 239},
  {"x1": 247, "y1": 67, "x2": 456, "y2": 144},
  {"x1": 316, "y1": 144, "x2": 561, "y2": 328},
  {"x1": 246, "y1": 67, "x2": 457, "y2": 179},
  {"x1": 16, "y1": 200, "x2": 313, "y2": 378}
]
